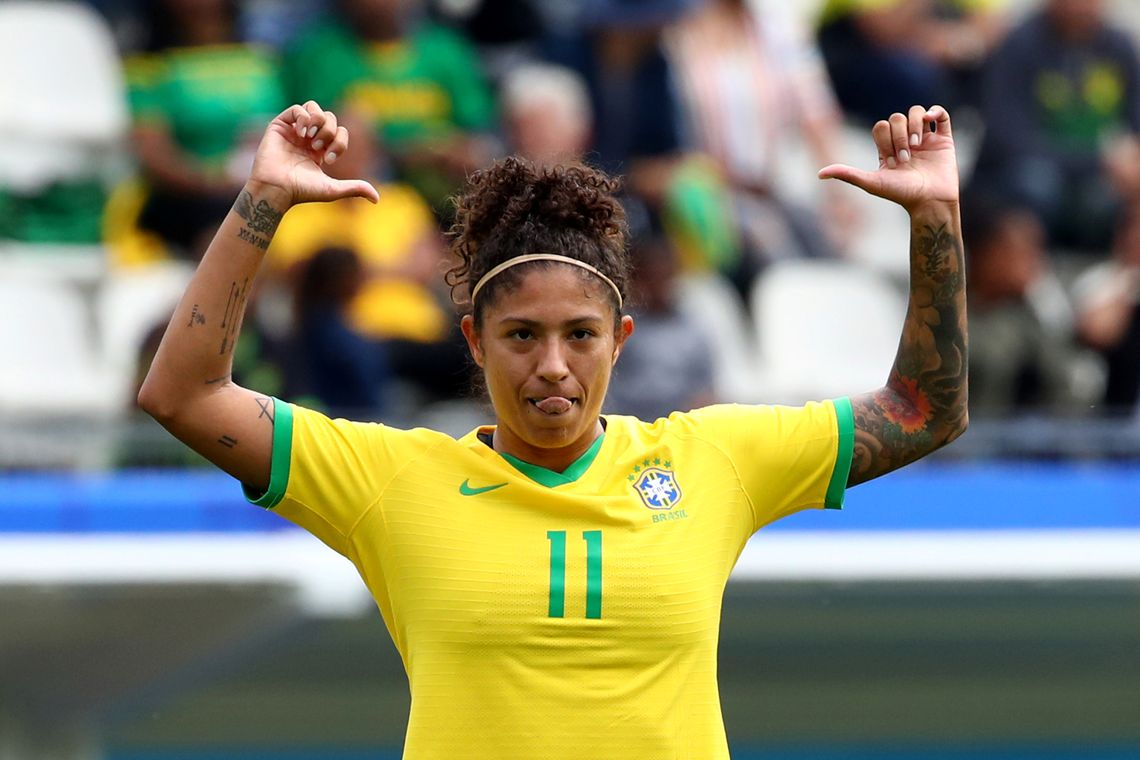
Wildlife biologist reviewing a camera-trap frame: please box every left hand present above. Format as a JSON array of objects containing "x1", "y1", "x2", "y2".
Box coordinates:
[
  {"x1": 248, "y1": 101, "x2": 380, "y2": 208},
  {"x1": 818, "y1": 105, "x2": 959, "y2": 213}
]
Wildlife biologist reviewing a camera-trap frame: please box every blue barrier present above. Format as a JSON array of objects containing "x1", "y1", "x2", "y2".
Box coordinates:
[
  {"x1": 1, "y1": 462, "x2": 1137, "y2": 533},
  {"x1": 105, "y1": 744, "x2": 1140, "y2": 760}
]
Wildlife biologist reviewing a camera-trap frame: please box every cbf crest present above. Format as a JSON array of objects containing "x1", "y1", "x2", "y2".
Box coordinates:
[{"x1": 631, "y1": 462, "x2": 683, "y2": 510}]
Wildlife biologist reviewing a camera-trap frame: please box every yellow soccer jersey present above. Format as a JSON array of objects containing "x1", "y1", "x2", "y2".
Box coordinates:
[{"x1": 248, "y1": 398, "x2": 854, "y2": 759}]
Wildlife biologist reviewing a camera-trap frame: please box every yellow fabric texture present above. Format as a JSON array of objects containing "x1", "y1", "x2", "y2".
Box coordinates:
[
  {"x1": 269, "y1": 185, "x2": 447, "y2": 342},
  {"x1": 270, "y1": 400, "x2": 846, "y2": 759}
]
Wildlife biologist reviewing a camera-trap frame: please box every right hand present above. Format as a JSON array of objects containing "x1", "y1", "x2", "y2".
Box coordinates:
[{"x1": 248, "y1": 101, "x2": 380, "y2": 207}]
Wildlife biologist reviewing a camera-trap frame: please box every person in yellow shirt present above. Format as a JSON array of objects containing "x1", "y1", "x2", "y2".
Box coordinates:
[
  {"x1": 137, "y1": 100, "x2": 968, "y2": 757},
  {"x1": 267, "y1": 116, "x2": 450, "y2": 344}
]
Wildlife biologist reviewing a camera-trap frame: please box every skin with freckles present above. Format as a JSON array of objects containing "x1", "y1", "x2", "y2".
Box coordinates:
[{"x1": 460, "y1": 266, "x2": 634, "y2": 472}]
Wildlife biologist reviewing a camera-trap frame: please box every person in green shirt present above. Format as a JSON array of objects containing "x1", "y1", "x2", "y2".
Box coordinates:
[
  {"x1": 283, "y1": 0, "x2": 496, "y2": 213},
  {"x1": 127, "y1": 0, "x2": 285, "y2": 258}
]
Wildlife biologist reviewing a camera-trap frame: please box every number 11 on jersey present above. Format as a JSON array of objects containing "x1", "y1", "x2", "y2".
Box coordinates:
[{"x1": 547, "y1": 530, "x2": 602, "y2": 619}]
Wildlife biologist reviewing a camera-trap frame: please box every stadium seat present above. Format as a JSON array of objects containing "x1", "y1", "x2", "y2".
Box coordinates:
[
  {"x1": 97, "y1": 262, "x2": 196, "y2": 392},
  {"x1": 749, "y1": 259, "x2": 906, "y2": 403},
  {"x1": 0, "y1": 2, "x2": 128, "y2": 194},
  {"x1": 0, "y1": 278, "x2": 120, "y2": 418},
  {"x1": 675, "y1": 272, "x2": 764, "y2": 403}
]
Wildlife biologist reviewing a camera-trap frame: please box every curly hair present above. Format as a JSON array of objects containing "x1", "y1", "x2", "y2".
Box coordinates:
[{"x1": 446, "y1": 158, "x2": 631, "y2": 325}]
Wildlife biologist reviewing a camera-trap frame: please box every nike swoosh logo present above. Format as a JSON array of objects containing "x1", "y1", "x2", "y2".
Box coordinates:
[{"x1": 459, "y1": 479, "x2": 507, "y2": 496}]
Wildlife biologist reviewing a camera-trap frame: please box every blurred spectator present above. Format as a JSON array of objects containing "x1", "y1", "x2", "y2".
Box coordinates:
[
  {"x1": 1073, "y1": 203, "x2": 1140, "y2": 415},
  {"x1": 666, "y1": 0, "x2": 854, "y2": 274},
  {"x1": 501, "y1": 63, "x2": 593, "y2": 166},
  {"x1": 283, "y1": 0, "x2": 497, "y2": 213},
  {"x1": 293, "y1": 247, "x2": 392, "y2": 418},
  {"x1": 541, "y1": 0, "x2": 695, "y2": 204},
  {"x1": 538, "y1": 0, "x2": 756, "y2": 306},
  {"x1": 606, "y1": 234, "x2": 716, "y2": 420},
  {"x1": 427, "y1": 0, "x2": 546, "y2": 83},
  {"x1": 240, "y1": 0, "x2": 331, "y2": 48},
  {"x1": 963, "y1": 195, "x2": 1094, "y2": 415},
  {"x1": 125, "y1": 0, "x2": 284, "y2": 259},
  {"x1": 269, "y1": 119, "x2": 471, "y2": 404},
  {"x1": 817, "y1": 0, "x2": 1007, "y2": 124},
  {"x1": 972, "y1": 0, "x2": 1140, "y2": 251}
]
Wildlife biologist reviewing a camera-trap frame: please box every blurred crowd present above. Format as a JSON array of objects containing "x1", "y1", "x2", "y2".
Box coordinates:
[{"x1": 3, "y1": 0, "x2": 1140, "y2": 427}]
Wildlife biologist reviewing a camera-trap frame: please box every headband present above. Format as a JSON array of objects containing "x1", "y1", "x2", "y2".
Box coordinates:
[{"x1": 469, "y1": 253, "x2": 624, "y2": 309}]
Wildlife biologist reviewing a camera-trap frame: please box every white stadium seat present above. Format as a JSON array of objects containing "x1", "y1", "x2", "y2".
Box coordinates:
[
  {"x1": 676, "y1": 272, "x2": 764, "y2": 404},
  {"x1": 749, "y1": 259, "x2": 906, "y2": 403},
  {"x1": 0, "y1": 1, "x2": 128, "y2": 193}
]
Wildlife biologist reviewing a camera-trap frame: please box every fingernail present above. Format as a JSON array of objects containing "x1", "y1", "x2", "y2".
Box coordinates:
[
  {"x1": 307, "y1": 126, "x2": 318, "y2": 138},
  {"x1": 910, "y1": 133, "x2": 920, "y2": 146},
  {"x1": 324, "y1": 152, "x2": 337, "y2": 164},
  {"x1": 887, "y1": 156, "x2": 897, "y2": 169},
  {"x1": 899, "y1": 149, "x2": 910, "y2": 163},
  {"x1": 311, "y1": 139, "x2": 324, "y2": 151},
  {"x1": 296, "y1": 123, "x2": 305, "y2": 137}
]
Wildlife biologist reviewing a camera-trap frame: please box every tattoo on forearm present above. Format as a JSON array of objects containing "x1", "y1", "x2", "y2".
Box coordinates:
[
  {"x1": 849, "y1": 221, "x2": 968, "y2": 486},
  {"x1": 238, "y1": 227, "x2": 270, "y2": 250},
  {"x1": 218, "y1": 435, "x2": 238, "y2": 449},
  {"x1": 187, "y1": 304, "x2": 206, "y2": 327},
  {"x1": 234, "y1": 191, "x2": 283, "y2": 251},
  {"x1": 255, "y1": 395, "x2": 274, "y2": 424},
  {"x1": 219, "y1": 278, "x2": 249, "y2": 355}
]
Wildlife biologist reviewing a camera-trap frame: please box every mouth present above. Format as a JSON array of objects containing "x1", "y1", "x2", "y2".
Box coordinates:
[{"x1": 528, "y1": 396, "x2": 578, "y2": 415}]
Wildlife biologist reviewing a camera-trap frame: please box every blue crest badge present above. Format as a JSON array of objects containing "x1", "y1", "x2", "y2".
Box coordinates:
[{"x1": 634, "y1": 467, "x2": 683, "y2": 510}]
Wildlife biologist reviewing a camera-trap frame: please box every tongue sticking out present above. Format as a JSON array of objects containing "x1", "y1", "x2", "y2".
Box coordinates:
[{"x1": 535, "y1": 397, "x2": 573, "y2": 414}]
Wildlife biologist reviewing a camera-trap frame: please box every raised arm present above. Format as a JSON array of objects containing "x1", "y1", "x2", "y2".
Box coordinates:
[
  {"x1": 818, "y1": 105, "x2": 968, "y2": 486},
  {"x1": 137, "y1": 102, "x2": 379, "y2": 490}
]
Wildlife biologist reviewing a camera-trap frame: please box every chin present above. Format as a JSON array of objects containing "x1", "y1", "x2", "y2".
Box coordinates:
[{"x1": 518, "y1": 408, "x2": 589, "y2": 447}]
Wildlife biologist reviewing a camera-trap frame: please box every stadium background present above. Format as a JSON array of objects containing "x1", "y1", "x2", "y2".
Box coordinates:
[{"x1": 2, "y1": 0, "x2": 1139, "y2": 759}]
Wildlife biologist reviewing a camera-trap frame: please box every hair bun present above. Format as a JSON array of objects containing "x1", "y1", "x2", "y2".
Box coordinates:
[{"x1": 447, "y1": 158, "x2": 630, "y2": 312}]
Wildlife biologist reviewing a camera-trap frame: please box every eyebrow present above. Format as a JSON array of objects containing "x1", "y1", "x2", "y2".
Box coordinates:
[{"x1": 497, "y1": 316, "x2": 606, "y2": 327}]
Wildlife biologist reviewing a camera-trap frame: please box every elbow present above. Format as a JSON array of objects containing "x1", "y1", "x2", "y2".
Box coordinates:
[
  {"x1": 136, "y1": 376, "x2": 179, "y2": 425},
  {"x1": 941, "y1": 405, "x2": 970, "y2": 446}
]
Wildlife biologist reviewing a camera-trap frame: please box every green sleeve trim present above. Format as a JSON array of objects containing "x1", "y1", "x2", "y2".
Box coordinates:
[
  {"x1": 243, "y1": 398, "x2": 293, "y2": 510},
  {"x1": 824, "y1": 396, "x2": 855, "y2": 510}
]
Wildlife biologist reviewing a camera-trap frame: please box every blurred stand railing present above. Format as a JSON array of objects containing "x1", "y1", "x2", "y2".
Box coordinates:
[
  {"x1": 1, "y1": 404, "x2": 1137, "y2": 472},
  {"x1": 936, "y1": 414, "x2": 1140, "y2": 461}
]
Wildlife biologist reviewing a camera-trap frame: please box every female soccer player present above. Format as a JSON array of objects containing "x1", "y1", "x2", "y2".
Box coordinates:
[{"x1": 139, "y1": 101, "x2": 967, "y2": 758}]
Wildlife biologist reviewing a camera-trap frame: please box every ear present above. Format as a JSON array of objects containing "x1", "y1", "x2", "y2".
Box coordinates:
[
  {"x1": 460, "y1": 314, "x2": 484, "y2": 367},
  {"x1": 612, "y1": 315, "x2": 634, "y2": 365}
]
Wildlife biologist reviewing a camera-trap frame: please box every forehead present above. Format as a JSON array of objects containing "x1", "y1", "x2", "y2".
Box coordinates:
[{"x1": 481, "y1": 265, "x2": 614, "y2": 323}]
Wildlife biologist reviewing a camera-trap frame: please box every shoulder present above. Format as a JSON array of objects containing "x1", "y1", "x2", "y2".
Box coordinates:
[
  {"x1": 611, "y1": 400, "x2": 842, "y2": 445},
  {"x1": 290, "y1": 402, "x2": 456, "y2": 458},
  {"x1": 286, "y1": 21, "x2": 358, "y2": 55},
  {"x1": 999, "y1": 13, "x2": 1049, "y2": 52},
  {"x1": 412, "y1": 21, "x2": 481, "y2": 55},
  {"x1": 1097, "y1": 25, "x2": 1140, "y2": 59}
]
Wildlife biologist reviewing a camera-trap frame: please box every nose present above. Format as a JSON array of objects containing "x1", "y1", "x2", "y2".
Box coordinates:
[{"x1": 536, "y1": 337, "x2": 570, "y2": 382}]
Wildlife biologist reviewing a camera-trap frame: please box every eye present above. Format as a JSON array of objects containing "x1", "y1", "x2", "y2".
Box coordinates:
[
  {"x1": 509, "y1": 328, "x2": 534, "y2": 341},
  {"x1": 570, "y1": 328, "x2": 595, "y2": 340}
]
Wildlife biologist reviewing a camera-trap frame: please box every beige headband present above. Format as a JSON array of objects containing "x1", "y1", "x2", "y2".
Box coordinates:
[{"x1": 469, "y1": 253, "x2": 624, "y2": 309}]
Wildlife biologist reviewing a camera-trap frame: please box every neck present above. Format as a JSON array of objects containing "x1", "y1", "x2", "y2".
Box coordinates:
[
  {"x1": 181, "y1": 18, "x2": 232, "y2": 46},
  {"x1": 492, "y1": 420, "x2": 604, "y2": 473}
]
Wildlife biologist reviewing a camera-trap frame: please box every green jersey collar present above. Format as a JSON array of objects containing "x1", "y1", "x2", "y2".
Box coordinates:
[{"x1": 498, "y1": 433, "x2": 605, "y2": 487}]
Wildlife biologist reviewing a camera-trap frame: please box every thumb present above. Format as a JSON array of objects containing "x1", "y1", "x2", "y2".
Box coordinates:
[
  {"x1": 818, "y1": 163, "x2": 879, "y2": 193},
  {"x1": 324, "y1": 179, "x2": 381, "y2": 204}
]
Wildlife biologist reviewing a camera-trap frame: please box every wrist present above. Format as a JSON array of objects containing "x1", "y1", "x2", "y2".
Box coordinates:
[
  {"x1": 907, "y1": 198, "x2": 960, "y2": 224},
  {"x1": 242, "y1": 179, "x2": 294, "y2": 211}
]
